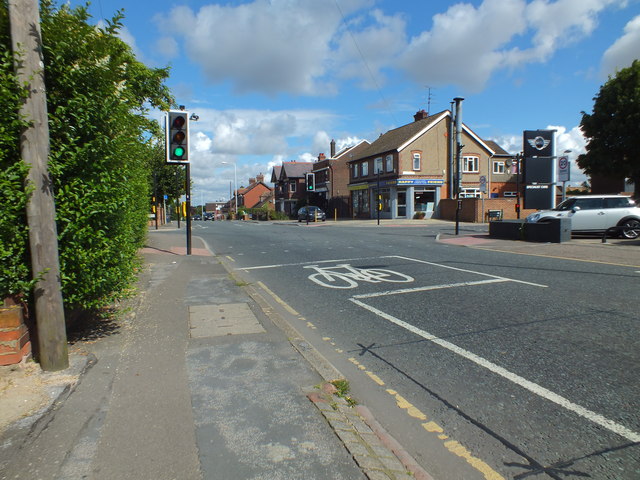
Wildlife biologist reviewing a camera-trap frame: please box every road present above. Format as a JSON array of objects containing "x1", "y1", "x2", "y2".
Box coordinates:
[{"x1": 196, "y1": 220, "x2": 640, "y2": 480}]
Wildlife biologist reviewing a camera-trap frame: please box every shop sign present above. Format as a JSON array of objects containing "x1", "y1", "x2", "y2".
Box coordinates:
[{"x1": 396, "y1": 179, "x2": 444, "y2": 186}]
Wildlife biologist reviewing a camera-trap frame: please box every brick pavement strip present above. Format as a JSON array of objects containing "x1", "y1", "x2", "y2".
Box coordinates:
[{"x1": 307, "y1": 383, "x2": 432, "y2": 480}]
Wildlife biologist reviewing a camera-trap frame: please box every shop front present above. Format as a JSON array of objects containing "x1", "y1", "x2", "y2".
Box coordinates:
[{"x1": 349, "y1": 178, "x2": 443, "y2": 219}]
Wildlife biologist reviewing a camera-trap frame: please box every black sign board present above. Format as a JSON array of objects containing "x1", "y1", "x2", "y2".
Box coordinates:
[
  {"x1": 523, "y1": 156, "x2": 554, "y2": 184},
  {"x1": 523, "y1": 130, "x2": 555, "y2": 158},
  {"x1": 524, "y1": 184, "x2": 553, "y2": 209}
]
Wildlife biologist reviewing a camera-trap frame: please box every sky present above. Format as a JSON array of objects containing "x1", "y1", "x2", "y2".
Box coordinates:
[{"x1": 70, "y1": 0, "x2": 640, "y2": 204}]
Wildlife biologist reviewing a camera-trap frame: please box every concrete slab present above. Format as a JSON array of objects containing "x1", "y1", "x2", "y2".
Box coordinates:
[{"x1": 189, "y1": 303, "x2": 266, "y2": 338}]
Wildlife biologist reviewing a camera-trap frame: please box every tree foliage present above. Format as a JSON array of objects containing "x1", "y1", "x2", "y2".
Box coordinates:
[
  {"x1": 578, "y1": 60, "x2": 640, "y2": 197},
  {"x1": 1, "y1": 1, "x2": 174, "y2": 312}
]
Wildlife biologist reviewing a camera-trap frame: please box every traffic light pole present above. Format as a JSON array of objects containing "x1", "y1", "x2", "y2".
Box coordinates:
[{"x1": 185, "y1": 163, "x2": 192, "y2": 255}]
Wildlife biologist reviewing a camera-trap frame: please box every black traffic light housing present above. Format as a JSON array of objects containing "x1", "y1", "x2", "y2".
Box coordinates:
[
  {"x1": 166, "y1": 110, "x2": 190, "y2": 163},
  {"x1": 306, "y1": 172, "x2": 315, "y2": 191}
]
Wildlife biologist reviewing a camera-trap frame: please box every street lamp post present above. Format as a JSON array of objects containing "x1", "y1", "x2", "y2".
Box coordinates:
[{"x1": 222, "y1": 161, "x2": 237, "y2": 216}]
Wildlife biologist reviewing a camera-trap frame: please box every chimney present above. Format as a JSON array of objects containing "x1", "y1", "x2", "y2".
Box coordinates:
[
  {"x1": 256, "y1": 173, "x2": 264, "y2": 183},
  {"x1": 330, "y1": 139, "x2": 336, "y2": 158},
  {"x1": 414, "y1": 109, "x2": 428, "y2": 122},
  {"x1": 249, "y1": 177, "x2": 256, "y2": 185},
  {"x1": 318, "y1": 153, "x2": 326, "y2": 161}
]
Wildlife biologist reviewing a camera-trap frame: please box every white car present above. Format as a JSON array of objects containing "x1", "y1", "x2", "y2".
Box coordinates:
[{"x1": 525, "y1": 195, "x2": 640, "y2": 239}]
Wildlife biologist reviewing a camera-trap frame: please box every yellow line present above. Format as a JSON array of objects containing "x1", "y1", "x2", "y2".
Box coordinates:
[
  {"x1": 444, "y1": 440, "x2": 505, "y2": 480},
  {"x1": 225, "y1": 255, "x2": 235, "y2": 262},
  {"x1": 422, "y1": 421, "x2": 443, "y2": 433},
  {"x1": 386, "y1": 389, "x2": 427, "y2": 421},
  {"x1": 256, "y1": 281, "x2": 299, "y2": 315},
  {"x1": 471, "y1": 246, "x2": 640, "y2": 269},
  {"x1": 365, "y1": 371, "x2": 385, "y2": 386}
]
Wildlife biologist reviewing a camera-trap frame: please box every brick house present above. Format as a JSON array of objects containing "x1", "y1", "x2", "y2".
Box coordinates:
[
  {"x1": 271, "y1": 162, "x2": 314, "y2": 216},
  {"x1": 308, "y1": 139, "x2": 371, "y2": 218},
  {"x1": 347, "y1": 109, "x2": 517, "y2": 219},
  {"x1": 237, "y1": 173, "x2": 274, "y2": 210}
]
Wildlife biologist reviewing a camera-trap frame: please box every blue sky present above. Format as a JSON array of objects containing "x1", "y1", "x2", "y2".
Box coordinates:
[{"x1": 72, "y1": 0, "x2": 640, "y2": 204}]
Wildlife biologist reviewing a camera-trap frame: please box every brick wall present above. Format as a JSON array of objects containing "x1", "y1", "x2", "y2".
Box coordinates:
[
  {"x1": 0, "y1": 304, "x2": 32, "y2": 366},
  {"x1": 438, "y1": 198, "x2": 537, "y2": 222}
]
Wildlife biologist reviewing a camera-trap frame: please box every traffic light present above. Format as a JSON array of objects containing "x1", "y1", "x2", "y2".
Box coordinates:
[
  {"x1": 166, "y1": 110, "x2": 189, "y2": 163},
  {"x1": 306, "y1": 172, "x2": 315, "y2": 191}
]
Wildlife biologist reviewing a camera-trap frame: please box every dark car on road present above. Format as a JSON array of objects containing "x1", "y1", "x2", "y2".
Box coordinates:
[{"x1": 298, "y1": 206, "x2": 326, "y2": 222}]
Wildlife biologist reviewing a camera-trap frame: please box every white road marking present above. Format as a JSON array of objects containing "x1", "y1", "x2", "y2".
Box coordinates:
[
  {"x1": 239, "y1": 256, "x2": 388, "y2": 271},
  {"x1": 352, "y1": 278, "x2": 508, "y2": 299},
  {"x1": 350, "y1": 297, "x2": 640, "y2": 443},
  {"x1": 389, "y1": 255, "x2": 548, "y2": 288}
]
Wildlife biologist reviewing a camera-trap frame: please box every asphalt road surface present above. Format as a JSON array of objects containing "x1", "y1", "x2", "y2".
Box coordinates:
[{"x1": 196, "y1": 220, "x2": 640, "y2": 480}]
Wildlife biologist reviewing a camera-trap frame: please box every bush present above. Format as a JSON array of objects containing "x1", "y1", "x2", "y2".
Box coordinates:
[{"x1": 0, "y1": 3, "x2": 172, "y2": 313}]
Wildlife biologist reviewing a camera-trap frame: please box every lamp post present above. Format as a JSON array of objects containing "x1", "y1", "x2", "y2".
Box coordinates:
[{"x1": 222, "y1": 161, "x2": 237, "y2": 216}]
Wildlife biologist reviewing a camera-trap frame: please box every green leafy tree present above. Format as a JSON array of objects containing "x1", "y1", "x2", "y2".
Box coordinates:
[
  {"x1": 578, "y1": 60, "x2": 640, "y2": 198},
  {"x1": 1, "y1": 1, "x2": 173, "y2": 313}
]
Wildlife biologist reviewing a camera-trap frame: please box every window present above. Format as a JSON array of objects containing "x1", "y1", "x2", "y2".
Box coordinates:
[
  {"x1": 385, "y1": 155, "x2": 393, "y2": 172},
  {"x1": 604, "y1": 197, "x2": 634, "y2": 208},
  {"x1": 352, "y1": 164, "x2": 358, "y2": 178},
  {"x1": 361, "y1": 161, "x2": 369, "y2": 176},
  {"x1": 290, "y1": 181, "x2": 296, "y2": 192},
  {"x1": 503, "y1": 191, "x2": 517, "y2": 197},
  {"x1": 413, "y1": 153, "x2": 421, "y2": 170},
  {"x1": 463, "y1": 156, "x2": 479, "y2": 173},
  {"x1": 575, "y1": 198, "x2": 603, "y2": 210},
  {"x1": 492, "y1": 161, "x2": 505, "y2": 174},
  {"x1": 374, "y1": 157, "x2": 383, "y2": 174},
  {"x1": 460, "y1": 188, "x2": 481, "y2": 198}
]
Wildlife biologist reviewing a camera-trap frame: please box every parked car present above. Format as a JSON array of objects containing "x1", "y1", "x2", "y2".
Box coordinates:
[
  {"x1": 525, "y1": 195, "x2": 640, "y2": 238},
  {"x1": 298, "y1": 206, "x2": 326, "y2": 222}
]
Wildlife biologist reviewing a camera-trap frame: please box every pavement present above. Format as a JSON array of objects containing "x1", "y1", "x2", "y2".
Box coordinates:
[{"x1": 0, "y1": 219, "x2": 638, "y2": 480}]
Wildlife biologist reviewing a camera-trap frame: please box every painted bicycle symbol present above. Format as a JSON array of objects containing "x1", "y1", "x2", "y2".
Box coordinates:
[{"x1": 304, "y1": 264, "x2": 414, "y2": 289}]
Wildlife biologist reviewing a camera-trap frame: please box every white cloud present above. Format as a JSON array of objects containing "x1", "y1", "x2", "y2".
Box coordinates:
[
  {"x1": 398, "y1": 0, "x2": 628, "y2": 92},
  {"x1": 505, "y1": 0, "x2": 625, "y2": 66},
  {"x1": 152, "y1": 0, "x2": 630, "y2": 96},
  {"x1": 154, "y1": 0, "x2": 373, "y2": 95},
  {"x1": 398, "y1": 0, "x2": 527, "y2": 92},
  {"x1": 334, "y1": 9, "x2": 407, "y2": 89},
  {"x1": 600, "y1": 14, "x2": 640, "y2": 77},
  {"x1": 155, "y1": 36, "x2": 178, "y2": 58}
]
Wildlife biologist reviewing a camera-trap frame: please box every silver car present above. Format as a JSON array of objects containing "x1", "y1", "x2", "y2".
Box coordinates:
[{"x1": 525, "y1": 195, "x2": 640, "y2": 238}]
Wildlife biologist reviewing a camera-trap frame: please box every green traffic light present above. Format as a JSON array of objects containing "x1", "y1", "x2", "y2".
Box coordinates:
[{"x1": 173, "y1": 146, "x2": 185, "y2": 158}]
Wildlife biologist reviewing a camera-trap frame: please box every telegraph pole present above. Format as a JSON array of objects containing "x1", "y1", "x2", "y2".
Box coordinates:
[{"x1": 9, "y1": 0, "x2": 68, "y2": 370}]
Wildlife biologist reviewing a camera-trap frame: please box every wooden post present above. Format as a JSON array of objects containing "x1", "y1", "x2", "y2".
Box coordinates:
[{"x1": 9, "y1": 0, "x2": 68, "y2": 371}]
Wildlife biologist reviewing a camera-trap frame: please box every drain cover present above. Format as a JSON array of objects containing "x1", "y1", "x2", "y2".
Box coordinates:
[{"x1": 189, "y1": 303, "x2": 266, "y2": 338}]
